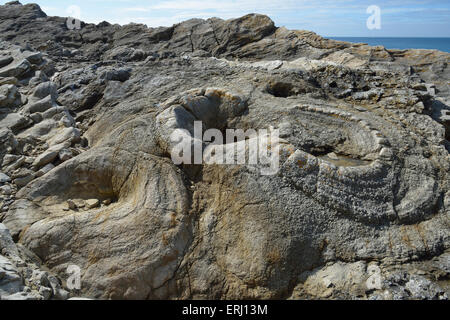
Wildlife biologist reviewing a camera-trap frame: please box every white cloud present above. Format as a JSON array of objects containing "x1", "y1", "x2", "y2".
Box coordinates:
[
  {"x1": 123, "y1": 7, "x2": 150, "y2": 13},
  {"x1": 149, "y1": 0, "x2": 296, "y2": 11}
]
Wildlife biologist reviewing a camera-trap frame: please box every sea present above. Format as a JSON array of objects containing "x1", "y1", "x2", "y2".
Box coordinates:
[{"x1": 328, "y1": 37, "x2": 450, "y2": 53}]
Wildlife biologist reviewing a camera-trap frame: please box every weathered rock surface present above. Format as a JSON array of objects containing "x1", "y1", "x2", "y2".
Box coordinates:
[
  {"x1": 0, "y1": 223, "x2": 69, "y2": 300},
  {"x1": 0, "y1": 1, "x2": 449, "y2": 300}
]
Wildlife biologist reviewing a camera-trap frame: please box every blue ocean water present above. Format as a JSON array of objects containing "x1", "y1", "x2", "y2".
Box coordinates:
[{"x1": 329, "y1": 37, "x2": 450, "y2": 53}]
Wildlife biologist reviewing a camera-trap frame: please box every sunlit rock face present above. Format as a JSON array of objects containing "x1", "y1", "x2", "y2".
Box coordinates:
[{"x1": 0, "y1": 1, "x2": 449, "y2": 300}]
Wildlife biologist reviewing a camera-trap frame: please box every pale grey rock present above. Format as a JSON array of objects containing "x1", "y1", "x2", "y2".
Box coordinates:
[
  {"x1": 72, "y1": 199, "x2": 85, "y2": 208},
  {"x1": 294, "y1": 261, "x2": 368, "y2": 298},
  {"x1": 0, "y1": 55, "x2": 13, "y2": 68},
  {"x1": 0, "y1": 128, "x2": 18, "y2": 156},
  {"x1": 23, "y1": 95, "x2": 56, "y2": 114},
  {"x1": 35, "y1": 163, "x2": 54, "y2": 177},
  {"x1": 0, "y1": 77, "x2": 18, "y2": 86},
  {"x1": 58, "y1": 148, "x2": 73, "y2": 162},
  {"x1": 85, "y1": 199, "x2": 100, "y2": 209},
  {"x1": 0, "y1": 172, "x2": 11, "y2": 183},
  {"x1": 48, "y1": 127, "x2": 80, "y2": 145},
  {"x1": 0, "y1": 59, "x2": 31, "y2": 78},
  {"x1": 31, "y1": 150, "x2": 58, "y2": 169},
  {"x1": 31, "y1": 142, "x2": 69, "y2": 169},
  {"x1": 31, "y1": 81, "x2": 57, "y2": 100},
  {"x1": 0, "y1": 255, "x2": 23, "y2": 297},
  {"x1": 38, "y1": 286, "x2": 52, "y2": 299},
  {"x1": 0, "y1": 84, "x2": 21, "y2": 109},
  {"x1": 0, "y1": 2, "x2": 448, "y2": 301},
  {"x1": 13, "y1": 174, "x2": 34, "y2": 188},
  {"x1": 0, "y1": 223, "x2": 18, "y2": 256},
  {"x1": 29, "y1": 112, "x2": 42, "y2": 124},
  {"x1": 3, "y1": 155, "x2": 24, "y2": 173},
  {"x1": 352, "y1": 89, "x2": 384, "y2": 101},
  {"x1": 0, "y1": 185, "x2": 13, "y2": 195},
  {"x1": 404, "y1": 275, "x2": 447, "y2": 300},
  {"x1": 41, "y1": 106, "x2": 61, "y2": 119},
  {"x1": 3, "y1": 199, "x2": 46, "y2": 238},
  {"x1": 0, "y1": 112, "x2": 32, "y2": 134},
  {"x1": 0, "y1": 222, "x2": 69, "y2": 300},
  {"x1": 101, "y1": 68, "x2": 131, "y2": 82}
]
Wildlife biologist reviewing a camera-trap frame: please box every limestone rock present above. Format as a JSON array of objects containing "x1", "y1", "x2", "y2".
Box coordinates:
[
  {"x1": 85, "y1": 199, "x2": 100, "y2": 209},
  {"x1": 35, "y1": 163, "x2": 54, "y2": 177},
  {"x1": 0, "y1": 84, "x2": 21, "y2": 109},
  {"x1": 0, "y1": 1, "x2": 449, "y2": 301},
  {"x1": 0, "y1": 172, "x2": 11, "y2": 183},
  {"x1": 31, "y1": 149, "x2": 58, "y2": 169},
  {"x1": 0, "y1": 223, "x2": 66, "y2": 300}
]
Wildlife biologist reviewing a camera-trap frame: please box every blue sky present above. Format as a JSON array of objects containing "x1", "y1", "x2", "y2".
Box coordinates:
[{"x1": 3, "y1": 0, "x2": 450, "y2": 37}]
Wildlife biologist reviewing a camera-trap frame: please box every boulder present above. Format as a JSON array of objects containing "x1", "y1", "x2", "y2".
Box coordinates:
[
  {"x1": 0, "y1": 84, "x2": 21, "y2": 109},
  {"x1": 0, "y1": 172, "x2": 11, "y2": 183}
]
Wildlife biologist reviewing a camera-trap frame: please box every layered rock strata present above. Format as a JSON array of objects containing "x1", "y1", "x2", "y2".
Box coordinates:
[{"x1": 0, "y1": 1, "x2": 449, "y2": 300}]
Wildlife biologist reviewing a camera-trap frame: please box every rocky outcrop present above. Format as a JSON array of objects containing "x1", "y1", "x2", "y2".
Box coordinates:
[
  {"x1": 0, "y1": 1, "x2": 449, "y2": 300},
  {"x1": 0, "y1": 223, "x2": 69, "y2": 300}
]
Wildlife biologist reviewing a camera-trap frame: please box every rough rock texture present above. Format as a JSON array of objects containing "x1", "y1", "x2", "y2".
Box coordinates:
[
  {"x1": 0, "y1": 1, "x2": 449, "y2": 300},
  {"x1": 0, "y1": 223, "x2": 69, "y2": 300}
]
